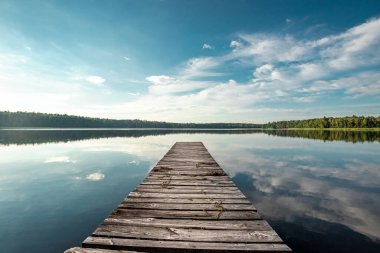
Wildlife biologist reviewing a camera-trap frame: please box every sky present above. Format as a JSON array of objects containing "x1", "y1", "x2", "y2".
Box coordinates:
[{"x1": 0, "y1": 0, "x2": 380, "y2": 123}]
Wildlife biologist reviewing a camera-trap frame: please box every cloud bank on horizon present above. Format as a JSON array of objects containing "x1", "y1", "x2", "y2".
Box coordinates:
[{"x1": 0, "y1": 0, "x2": 379, "y2": 123}]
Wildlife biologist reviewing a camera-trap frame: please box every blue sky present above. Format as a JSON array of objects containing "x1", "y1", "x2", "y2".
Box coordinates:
[{"x1": 1, "y1": 0, "x2": 380, "y2": 123}]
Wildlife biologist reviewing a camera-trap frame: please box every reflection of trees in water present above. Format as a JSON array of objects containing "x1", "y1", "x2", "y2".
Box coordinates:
[
  {"x1": 0, "y1": 129, "x2": 261, "y2": 145},
  {"x1": 265, "y1": 129, "x2": 380, "y2": 143},
  {"x1": 0, "y1": 129, "x2": 378, "y2": 145}
]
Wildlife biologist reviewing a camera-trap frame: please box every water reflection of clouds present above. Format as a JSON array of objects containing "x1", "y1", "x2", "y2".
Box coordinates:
[
  {"x1": 78, "y1": 136, "x2": 172, "y2": 167},
  {"x1": 209, "y1": 139, "x2": 380, "y2": 241},
  {"x1": 85, "y1": 172, "x2": 105, "y2": 181},
  {"x1": 44, "y1": 156, "x2": 76, "y2": 163}
]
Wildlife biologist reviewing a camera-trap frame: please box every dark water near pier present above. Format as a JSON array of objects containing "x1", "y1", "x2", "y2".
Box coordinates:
[{"x1": 0, "y1": 129, "x2": 379, "y2": 253}]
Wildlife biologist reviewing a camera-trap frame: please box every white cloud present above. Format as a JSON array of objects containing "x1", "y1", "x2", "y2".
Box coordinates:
[
  {"x1": 296, "y1": 63, "x2": 327, "y2": 80},
  {"x1": 148, "y1": 82, "x2": 210, "y2": 95},
  {"x1": 123, "y1": 56, "x2": 131, "y2": 61},
  {"x1": 73, "y1": 75, "x2": 106, "y2": 86},
  {"x1": 145, "y1": 74, "x2": 211, "y2": 95},
  {"x1": 292, "y1": 96, "x2": 319, "y2": 103},
  {"x1": 327, "y1": 72, "x2": 380, "y2": 97},
  {"x1": 91, "y1": 78, "x2": 305, "y2": 122},
  {"x1": 86, "y1": 172, "x2": 105, "y2": 181},
  {"x1": 146, "y1": 75, "x2": 177, "y2": 85},
  {"x1": 297, "y1": 71, "x2": 380, "y2": 98},
  {"x1": 202, "y1": 43, "x2": 213, "y2": 50},
  {"x1": 180, "y1": 57, "x2": 222, "y2": 79},
  {"x1": 325, "y1": 18, "x2": 380, "y2": 70},
  {"x1": 230, "y1": 34, "x2": 311, "y2": 64},
  {"x1": 142, "y1": 58, "x2": 224, "y2": 96},
  {"x1": 230, "y1": 40, "x2": 242, "y2": 48},
  {"x1": 253, "y1": 64, "x2": 274, "y2": 79},
  {"x1": 186, "y1": 57, "x2": 219, "y2": 72},
  {"x1": 224, "y1": 18, "x2": 380, "y2": 100},
  {"x1": 226, "y1": 17, "x2": 380, "y2": 76}
]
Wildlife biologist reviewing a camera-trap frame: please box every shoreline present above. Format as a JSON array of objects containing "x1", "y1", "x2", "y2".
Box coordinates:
[{"x1": 0, "y1": 127, "x2": 379, "y2": 131}]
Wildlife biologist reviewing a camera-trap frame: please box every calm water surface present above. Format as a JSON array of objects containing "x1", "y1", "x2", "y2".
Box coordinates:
[{"x1": 0, "y1": 129, "x2": 379, "y2": 253}]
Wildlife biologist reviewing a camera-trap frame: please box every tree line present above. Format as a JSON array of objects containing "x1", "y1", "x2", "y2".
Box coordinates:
[
  {"x1": 1, "y1": 112, "x2": 379, "y2": 129},
  {"x1": 264, "y1": 129, "x2": 380, "y2": 143},
  {"x1": 0, "y1": 111, "x2": 260, "y2": 129},
  {"x1": 263, "y1": 116, "x2": 380, "y2": 129}
]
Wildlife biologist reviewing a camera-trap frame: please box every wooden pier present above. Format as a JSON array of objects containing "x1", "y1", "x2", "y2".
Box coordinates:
[{"x1": 66, "y1": 142, "x2": 291, "y2": 253}]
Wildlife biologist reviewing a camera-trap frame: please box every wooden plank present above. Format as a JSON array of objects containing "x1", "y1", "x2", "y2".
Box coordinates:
[
  {"x1": 141, "y1": 181, "x2": 235, "y2": 186},
  {"x1": 157, "y1": 161, "x2": 218, "y2": 165},
  {"x1": 141, "y1": 180, "x2": 234, "y2": 185},
  {"x1": 123, "y1": 197, "x2": 252, "y2": 204},
  {"x1": 152, "y1": 164, "x2": 219, "y2": 168},
  {"x1": 156, "y1": 162, "x2": 219, "y2": 165},
  {"x1": 142, "y1": 180, "x2": 235, "y2": 185},
  {"x1": 163, "y1": 155, "x2": 213, "y2": 158},
  {"x1": 103, "y1": 218, "x2": 271, "y2": 230},
  {"x1": 136, "y1": 185, "x2": 239, "y2": 190},
  {"x1": 83, "y1": 237, "x2": 292, "y2": 252},
  {"x1": 145, "y1": 175, "x2": 231, "y2": 180},
  {"x1": 118, "y1": 202, "x2": 256, "y2": 211},
  {"x1": 94, "y1": 225, "x2": 283, "y2": 243},
  {"x1": 156, "y1": 164, "x2": 219, "y2": 168},
  {"x1": 135, "y1": 187, "x2": 240, "y2": 193},
  {"x1": 150, "y1": 168, "x2": 225, "y2": 173},
  {"x1": 65, "y1": 247, "x2": 144, "y2": 253},
  {"x1": 161, "y1": 158, "x2": 215, "y2": 161},
  {"x1": 151, "y1": 167, "x2": 222, "y2": 171},
  {"x1": 134, "y1": 188, "x2": 240, "y2": 194},
  {"x1": 111, "y1": 209, "x2": 261, "y2": 220},
  {"x1": 149, "y1": 171, "x2": 227, "y2": 176},
  {"x1": 143, "y1": 179, "x2": 231, "y2": 183},
  {"x1": 128, "y1": 192, "x2": 246, "y2": 199}
]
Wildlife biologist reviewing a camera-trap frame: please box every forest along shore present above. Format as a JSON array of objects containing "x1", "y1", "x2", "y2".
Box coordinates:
[{"x1": 0, "y1": 111, "x2": 379, "y2": 129}]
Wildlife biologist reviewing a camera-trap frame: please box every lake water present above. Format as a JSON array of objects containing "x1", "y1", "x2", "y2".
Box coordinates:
[{"x1": 0, "y1": 129, "x2": 379, "y2": 253}]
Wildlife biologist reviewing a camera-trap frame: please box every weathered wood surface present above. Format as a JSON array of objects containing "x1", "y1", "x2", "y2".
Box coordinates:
[
  {"x1": 118, "y1": 202, "x2": 257, "y2": 211},
  {"x1": 123, "y1": 197, "x2": 252, "y2": 204},
  {"x1": 66, "y1": 142, "x2": 291, "y2": 252},
  {"x1": 82, "y1": 237, "x2": 291, "y2": 253},
  {"x1": 103, "y1": 218, "x2": 271, "y2": 230},
  {"x1": 110, "y1": 209, "x2": 261, "y2": 219},
  {"x1": 65, "y1": 247, "x2": 144, "y2": 253}
]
